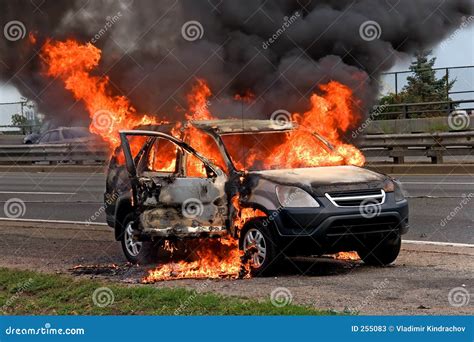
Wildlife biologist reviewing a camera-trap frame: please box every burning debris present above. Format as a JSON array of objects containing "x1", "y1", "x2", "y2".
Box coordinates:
[
  {"x1": 142, "y1": 238, "x2": 253, "y2": 283},
  {"x1": 331, "y1": 252, "x2": 361, "y2": 261},
  {"x1": 70, "y1": 264, "x2": 129, "y2": 276}
]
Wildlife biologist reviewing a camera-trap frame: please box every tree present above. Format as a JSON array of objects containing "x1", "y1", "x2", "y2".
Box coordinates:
[
  {"x1": 11, "y1": 113, "x2": 28, "y2": 134},
  {"x1": 378, "y1": 51, "x2": 456, "y2": 118}
]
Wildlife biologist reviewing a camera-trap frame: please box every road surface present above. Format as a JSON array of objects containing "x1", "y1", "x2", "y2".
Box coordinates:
[
  {"x1": 0, "y1": 172, "x2": 472, "y2": 244},
  {"x1": 0, "y1": 220, "x2": 471, "y2": 315}
]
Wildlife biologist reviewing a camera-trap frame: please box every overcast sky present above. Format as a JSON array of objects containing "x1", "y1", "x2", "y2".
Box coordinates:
[{"x1": 0, "y1": 26, "x2": 473, "y2": 126}]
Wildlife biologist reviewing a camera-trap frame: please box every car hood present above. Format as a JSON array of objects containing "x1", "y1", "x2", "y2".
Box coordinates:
[{"x1": 249, "y1": 166, "x2": 388, "y2": 195}]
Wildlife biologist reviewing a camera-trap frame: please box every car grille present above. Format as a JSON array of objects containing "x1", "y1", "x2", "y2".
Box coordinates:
[
  {"x1": 326, "y1": 216, "x2": 399, "y2": 237},
  {"x1": 325, "y1": 189, "x2": 385, "y2": 207}
]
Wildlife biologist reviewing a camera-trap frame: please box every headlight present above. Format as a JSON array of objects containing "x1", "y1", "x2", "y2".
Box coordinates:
[
  {"x1": 383, "y1": 179, "x2": 405, "y2": 202},
  {"x1": 383, "y1": 180, "x2": 395, "y2": 192},
  {"x1": 275, "y1": 185, "x2": 320, "y2": 208},
  {"x1": 393, "y1": 180, "x2": 406, "y2": 202}
]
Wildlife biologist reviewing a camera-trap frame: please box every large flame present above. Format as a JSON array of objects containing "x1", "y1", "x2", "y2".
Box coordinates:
[
  {"x1": 41, "y1": 39, "x2": 159, "y2": 148},
  {"x1": 41, "y1": 39, "x2": 365, "y2": 281},
  {"x1": 142, "y1": 238, "x2": 246, "y2": 282}
]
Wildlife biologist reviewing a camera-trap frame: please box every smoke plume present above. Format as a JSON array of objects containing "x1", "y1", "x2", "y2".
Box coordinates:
[{"x1": 0, "y1": 0, "x2": 472, "y2": 125}]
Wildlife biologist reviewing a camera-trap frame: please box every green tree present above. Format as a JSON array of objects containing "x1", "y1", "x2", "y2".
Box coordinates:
[
  {"x1": 378, "y1": 51, "x2": 456, "y2": 118},
  {"x1": 11, "y1": 113, "x2": 28, "y2": 134}
]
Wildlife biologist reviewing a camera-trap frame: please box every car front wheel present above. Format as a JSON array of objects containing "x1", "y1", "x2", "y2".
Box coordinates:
[
  {"x1": 357, "y1": 234, "x2": 401, "y2": 266},
  {"x1": 239, "y1": 219, "x2": 280, "y2": 276},
  {"x1": 120, "y1": 214, "x2": 159, "y2": 264}
]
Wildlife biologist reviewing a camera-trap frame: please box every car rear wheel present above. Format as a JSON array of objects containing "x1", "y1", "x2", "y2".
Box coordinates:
[
  {"x1": 120, "y1": 214, "x2": 160, "y2": 264},
  {"x1": 357, "y1": 234, "x2": 401, "y2": 266},
  {"x1": 239, "y1": 219, "x2": 280, "y2": 276}
]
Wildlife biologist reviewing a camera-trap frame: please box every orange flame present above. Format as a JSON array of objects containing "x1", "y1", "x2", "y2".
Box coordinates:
[
  {"x1": 41, "y1": 39, "x2": 158, "y2": 148},
  {"x1": 143, "y1": 238, "x2": 246, "y2": 282},
  {"x1": 28, "y1": 32, "x2": 37, "y2": 45},
  {"x1": 332, "y1": 251, "x2": 360, "y2": 261},
  {"x1": 42, "y1": 39, "x2": 365, "y2": 281}
]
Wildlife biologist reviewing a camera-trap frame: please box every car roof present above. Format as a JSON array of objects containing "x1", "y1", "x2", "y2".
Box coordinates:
[
  {"x1": 190, "y1": 119, "x2": 296, "y2": 134},
  {"x1": 135, "y1": 119, "x2": 296, "y2": 135}
]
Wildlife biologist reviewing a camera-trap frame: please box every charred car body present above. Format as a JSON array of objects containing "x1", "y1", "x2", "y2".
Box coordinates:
[{"x1": 104, "y1": 120, "x2": 409, "y2": 274}]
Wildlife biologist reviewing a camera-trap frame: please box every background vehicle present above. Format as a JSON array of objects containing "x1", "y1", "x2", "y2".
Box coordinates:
[
  {"x1": 24, "y1": 126, "x2": 101, "y2": 145},
  {"x1": 104, "y1": 120, "x2": 409, "y2": 273}
]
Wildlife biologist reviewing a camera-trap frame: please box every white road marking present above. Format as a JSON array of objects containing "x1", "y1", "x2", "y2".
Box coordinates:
[
  {"x1": 403, "y1": 240, "x2": 474, "y2": 248},
  {"x1": 0, "y1": 191, "x2": 76, "y2": 195},
  {"x1": 401, "y1": 182, "x2": 474, "y2": 185},
  {"x1": 0, "y1": 217, "x2": 107, "y2": 226}
]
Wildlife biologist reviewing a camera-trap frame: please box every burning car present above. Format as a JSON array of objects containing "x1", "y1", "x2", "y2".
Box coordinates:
[{"x1": 104, "y1": 119, "x2": 409, "y2": 275}]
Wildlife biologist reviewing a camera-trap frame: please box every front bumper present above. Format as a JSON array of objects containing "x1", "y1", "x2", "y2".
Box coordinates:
[{"x1": 267, "y1": 192, "x2": 409, "y2": 239}]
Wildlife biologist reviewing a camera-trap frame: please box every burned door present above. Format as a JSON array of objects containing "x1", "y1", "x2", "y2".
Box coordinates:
[{"x1": 119, "y1": 130, "x2": 229, "y2": 238}]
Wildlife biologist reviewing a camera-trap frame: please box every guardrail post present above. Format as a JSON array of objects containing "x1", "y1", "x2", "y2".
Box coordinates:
[
  {"x1": 403, "y1": 105, "x2": 408, "y2": 119},
  {"x1": 390, "y1": 147, "x2": 405, "y2": 164},
  {"x1": 429, "y1": 147, "x2": 444, "y2": 164},
  {"x1": 446, "y1": 101, "x2": 453, "y2": 116}
]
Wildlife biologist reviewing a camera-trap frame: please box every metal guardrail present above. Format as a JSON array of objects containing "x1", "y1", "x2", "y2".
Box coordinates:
[
  {"x1": 360, "y1": 131, "x2": 474, "y2": 164},
  {"x1": 372, "y1": 99, "x2": 474, "y2": 119},
  {"x1": 0, "y1": 132, "x2": 472, "y2": 165},
  {"x1": 380, "y1": 65, "x2": 474, "y2": 99},
  {"x1": 0, "y1": 143, "x2": 108, "y2": 164}
]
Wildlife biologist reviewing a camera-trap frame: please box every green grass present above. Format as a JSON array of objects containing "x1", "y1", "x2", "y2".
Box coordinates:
[{"x1": 0, "y1": 268, "x2": 331, "y2": 315}]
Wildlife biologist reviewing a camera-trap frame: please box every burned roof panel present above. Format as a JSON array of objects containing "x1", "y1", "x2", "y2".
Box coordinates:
[{"x1": 190, "y1": 119, "x2": 296, "y2": 134}]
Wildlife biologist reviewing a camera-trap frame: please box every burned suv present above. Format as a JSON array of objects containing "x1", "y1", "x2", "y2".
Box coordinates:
[{"x1": 104, "y1": 120, "x2": 408, "y2": 273}]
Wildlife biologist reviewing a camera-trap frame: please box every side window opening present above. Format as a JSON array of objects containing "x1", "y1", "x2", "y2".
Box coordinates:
[
  {"x1": 183, "y1": 127, "x2": 228, "y2": 174},
  {"x1": 185, "y1": 152, "x2": 208, "y2": 178},
  {"x1": 143, "y1": 137, "x2": 178, "y2": 174}
]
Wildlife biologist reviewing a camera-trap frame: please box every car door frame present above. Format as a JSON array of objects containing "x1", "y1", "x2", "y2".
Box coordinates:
[{"x1": 119, "y1": 130, "x2": 229, "y2": 237}]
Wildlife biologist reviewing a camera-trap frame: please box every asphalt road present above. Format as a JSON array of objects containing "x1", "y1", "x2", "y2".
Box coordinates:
[
  {"x1": 0, "y1": 172, "x2": 472, "y2": 244},
  {"x1": 0, "y1": 221, "x2": 472, "y2": 315}
]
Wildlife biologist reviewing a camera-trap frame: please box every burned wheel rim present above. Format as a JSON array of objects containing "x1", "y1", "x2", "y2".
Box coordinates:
[
  {"x1": 243, "y1": 228, "x2": 267, "y2": 268},
  {"x1": 124, "y1": 221, "x2": 142, "y2": 257}
]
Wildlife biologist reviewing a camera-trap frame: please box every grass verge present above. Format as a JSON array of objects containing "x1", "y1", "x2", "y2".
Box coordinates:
[{"x1": 0, "y1": 268, "x2": 332, "y2": 315}]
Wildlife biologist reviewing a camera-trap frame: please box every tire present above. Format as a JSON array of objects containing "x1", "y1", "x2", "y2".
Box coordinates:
[
  {"x1": 357, "y1": 234, "x2": 401, "y2": 266},
  {"x1": 119, "y1": 213, "x2": 160, "y2": 264},
  {"x1": 239, "y1": 219, "x2": 280, "y2": 276}
]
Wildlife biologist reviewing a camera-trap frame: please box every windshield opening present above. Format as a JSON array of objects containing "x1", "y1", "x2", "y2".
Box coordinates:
[{"x1": 220, "y1": 130, "x2": 347, "y2": 171}]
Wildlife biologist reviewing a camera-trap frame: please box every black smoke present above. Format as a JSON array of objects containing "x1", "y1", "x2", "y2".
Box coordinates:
[{"x1": 0, "y1": 0, "x2": 472, "y2": 125}]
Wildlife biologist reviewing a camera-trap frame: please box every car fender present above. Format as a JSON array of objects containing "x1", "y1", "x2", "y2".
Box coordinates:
[{"x1": 114, "y1": 194, "x2": 133, "y2": 240}]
